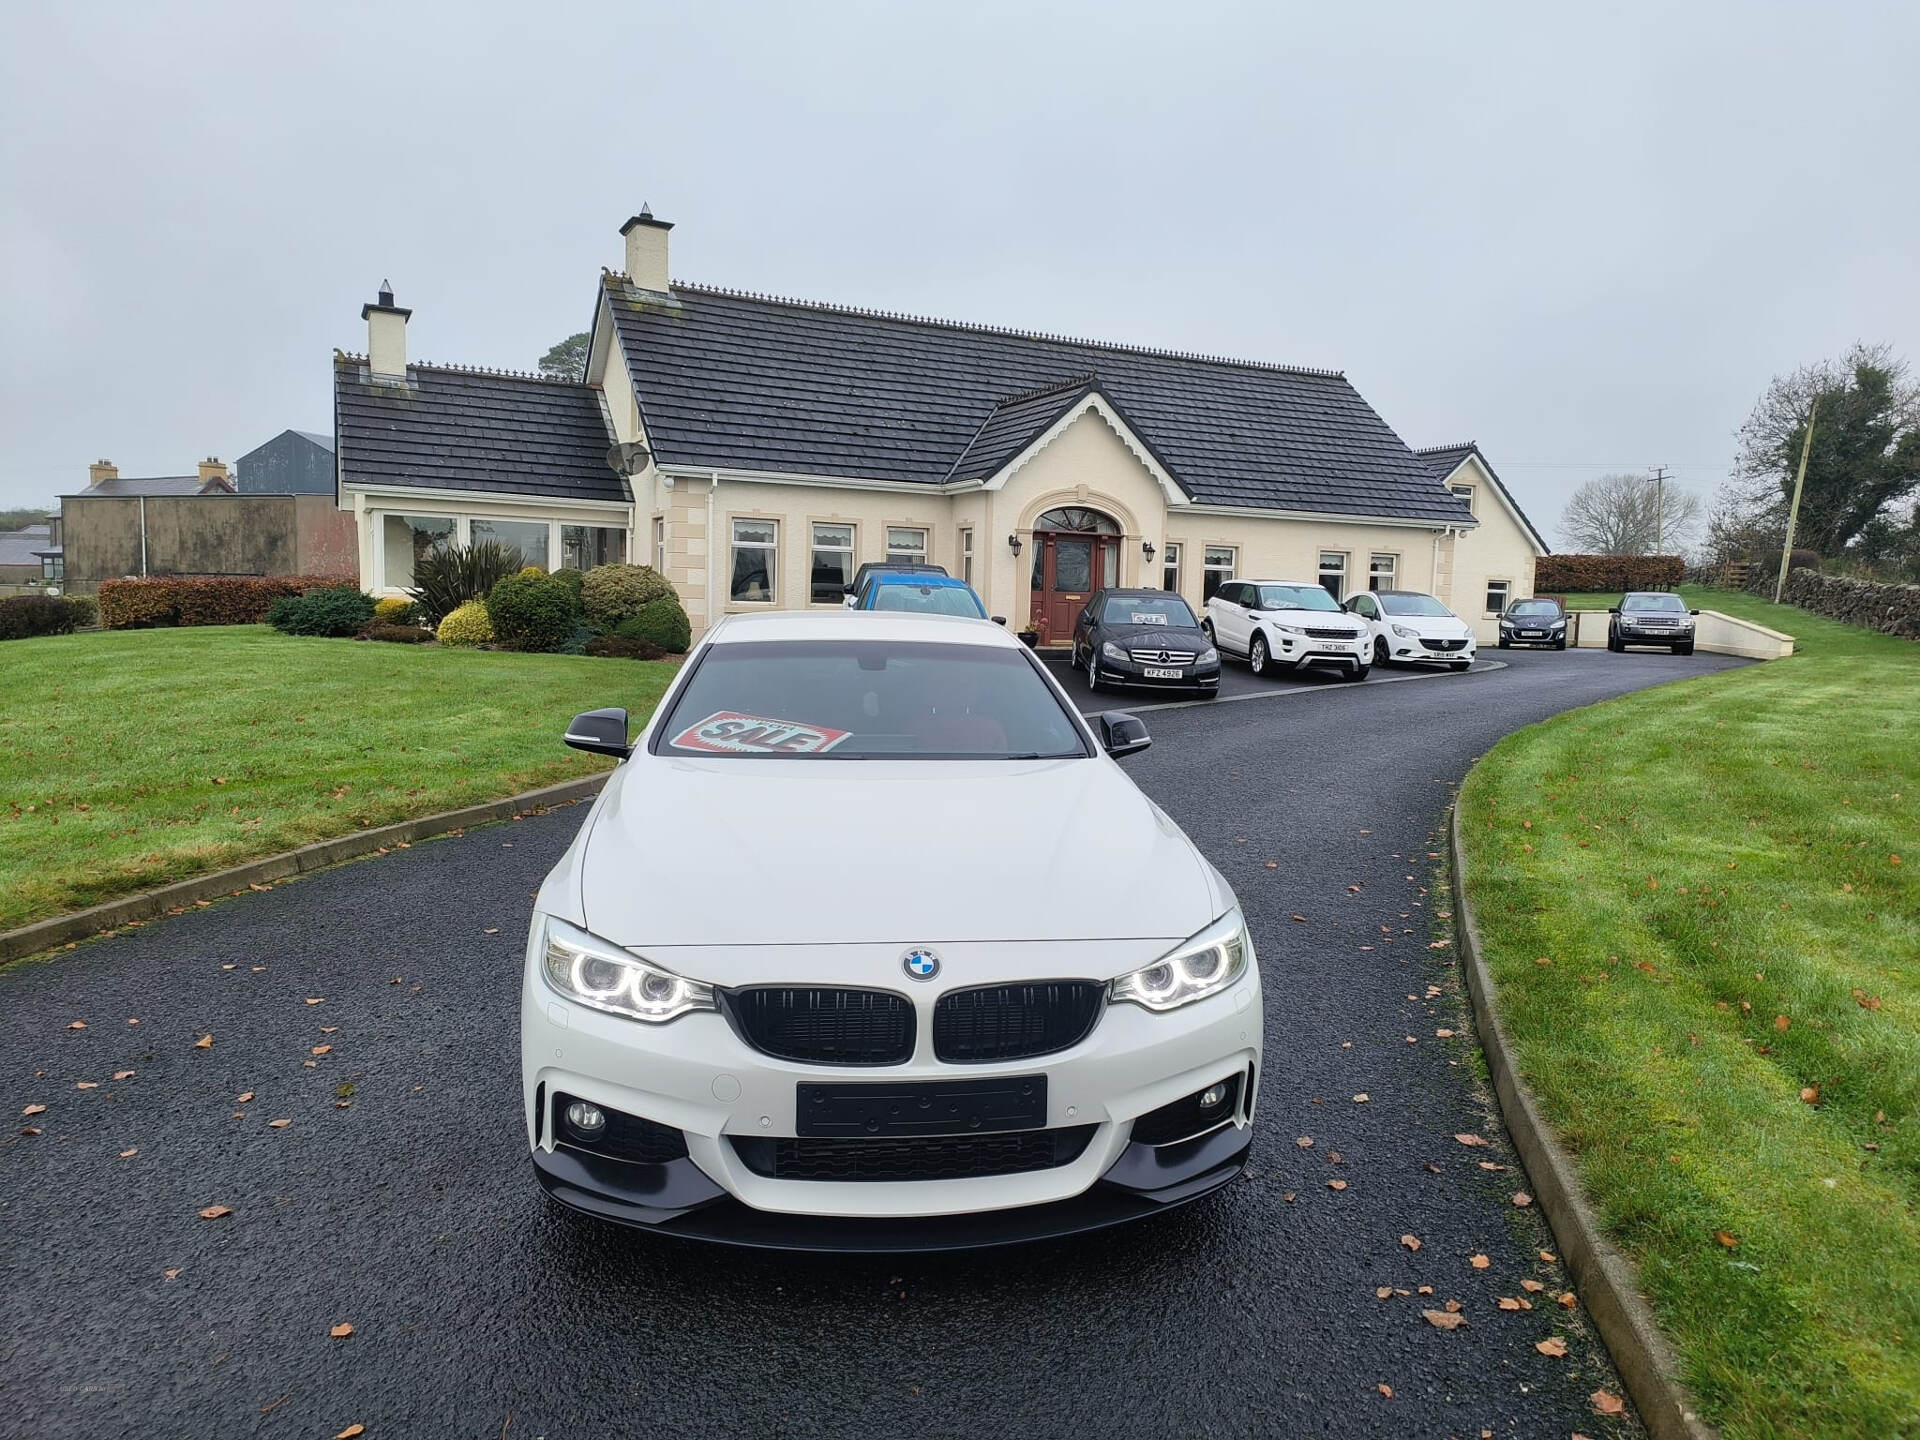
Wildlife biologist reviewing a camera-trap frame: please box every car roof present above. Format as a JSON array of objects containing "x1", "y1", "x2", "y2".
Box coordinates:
[
  {"x1": 1238, "y1": 578, "x2": 1329, "y2": 589},
  {"x1": 1098, "y1": 587, "x2": 1188, "y2": 598},
  {"x1": 872, "y1": 572, "x2": 970, "y2": 588},
  {"x1": 707, "y1": 610, "x2": 1016, "y2": 648}
]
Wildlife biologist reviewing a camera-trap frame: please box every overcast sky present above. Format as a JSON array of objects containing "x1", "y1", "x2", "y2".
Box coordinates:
[{"x1": 3, "y1": 2, "x2": 1914, "y2": 538}]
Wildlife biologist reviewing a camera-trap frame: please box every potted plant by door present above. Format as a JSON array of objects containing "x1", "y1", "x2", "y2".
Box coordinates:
[{"x1": 1017, "y1": 616, "x2": 1042, "y2": 647}]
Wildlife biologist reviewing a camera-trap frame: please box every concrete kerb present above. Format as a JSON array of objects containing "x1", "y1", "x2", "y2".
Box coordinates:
[
  {"x1": 1448, "y1": 800, "x2": 1717, "y2": 1440},
  {"x1": 0, "y1": 773, "x2": 612, "y2": 967}
]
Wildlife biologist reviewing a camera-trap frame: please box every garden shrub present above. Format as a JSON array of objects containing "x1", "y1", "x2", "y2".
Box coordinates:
[
  {"x1": 409, "y1": 541, "x2": 523, "y2": 626},
  {"x1": 585, "y1": 633, "x2": 666, "y2": 661},
  {"x1": 1534, "y1": 554, "x2": 1685, "y2": 593},
  {"x1": 614, "y1": 593, "x2": 691, "y2": 653},
  {"x1": 436, "y1": 601, "x2": 494, "y2": 648},
  {"x1": 267, "y1": 586, "x2": 376, "y2": 638},
  {"x1": 552, "y1": 567, "x2": 584, "y2": 609},
  {"x1": 373, "y1": 595, "x2": 421, "y2": 626},
  {"x1": 580, "y1": 564, "x2": 675, "y2": 629},
  {"x1": 362, "y1": 623, "x2": 435, "y2": 644},
  {"x1": 97, "y1": 574, "x2": 350, "y2": 629},
  {"x1": 0, "y1": 594, "x2": 88, "y2": 641},
  {"x1": 486, "y1": 569, "x2": 577, "y2": 652},
  {"x1": 63, "y1": 595, "x2": 98, "y2": 628}
]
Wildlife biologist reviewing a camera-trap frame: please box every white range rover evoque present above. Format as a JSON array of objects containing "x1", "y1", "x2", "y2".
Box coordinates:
[{"x1": 522, "y1": 611, "x2": 1262, "y2": 1250}]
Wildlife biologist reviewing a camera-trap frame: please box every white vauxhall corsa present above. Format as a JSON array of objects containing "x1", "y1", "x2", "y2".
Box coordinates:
[
  {"x1": 522, "y1": 612, "x2": 1262, "y2": 1250},
  {"x1": 1344, "y1": 589, "x2": 1478, "y2": 671}
]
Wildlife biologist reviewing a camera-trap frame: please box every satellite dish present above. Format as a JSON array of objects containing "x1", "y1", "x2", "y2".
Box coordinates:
[{"x1": 604, "y1": 440, "x2": 651, "y2": 475}]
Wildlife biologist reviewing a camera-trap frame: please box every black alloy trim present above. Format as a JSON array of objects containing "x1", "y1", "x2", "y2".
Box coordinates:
[{"x1": 719, "y1": 985, "x2": 917, "y2": 1067}]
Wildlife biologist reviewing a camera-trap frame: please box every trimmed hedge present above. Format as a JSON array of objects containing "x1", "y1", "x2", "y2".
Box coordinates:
[
  {"x1": 267, "y1": 587, "x2": 377, "y2": 638},
  {"x1": 373, "y1": 595, "x2": 421, "y2": 626},
  {"x1": 0, "y1": 594, "x2": 89, "y2": 641},
  {"x1": 437, "y1": 601, "x2": 493, "y2": 648},
  {"x1": 98, "y1": 575, "x2": 353, "y2": 629},
  {"x1": 586, "y1": 633, "x2": 667, "y2": 661},
  {"x1": 1534, "y1": 554, "x2": 1685, "y2": 593},
  {"x1": 581, "y1": 564, "x2": 675, "y2": 629},
  {"x1": 1774, "y1": 568, "x2": 1920, "y2": 640},
  {"x1": 486, "y1": 567, "x2": 577, "y2": 652},
  {"x1": 614, "y1": 594, "x2": 692, "y2": 654}
]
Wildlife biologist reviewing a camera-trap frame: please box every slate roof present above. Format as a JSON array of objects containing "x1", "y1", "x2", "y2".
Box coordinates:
[
  {"x1": 0, "y1": 525, "x2": 52, "y2": 567},
  {"x1": 333, "y1": 356, "x2": 628, "y2": 504},
  {"x1": 1414, "y1": 441, "x2": 1548, "y2": 553},
  {"x1": 73, "y1": 475, "x2": 230, "y2": 498},
  {"x1": 601, "y1": 277, "x2": 1476, "y2": 525},
  {"x1": 292, "y1": 430, "x2": 334, "y2": 452}
]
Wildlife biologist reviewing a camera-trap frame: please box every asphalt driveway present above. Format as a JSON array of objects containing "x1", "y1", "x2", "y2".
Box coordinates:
[{"x1": 0, "y1": 646, "x2": 1746, "y2": 1439}]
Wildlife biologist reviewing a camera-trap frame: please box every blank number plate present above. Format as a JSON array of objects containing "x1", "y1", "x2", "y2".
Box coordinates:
[{"x1": 796, "y1": 1076, "x2": 1047, "y2": 1137}]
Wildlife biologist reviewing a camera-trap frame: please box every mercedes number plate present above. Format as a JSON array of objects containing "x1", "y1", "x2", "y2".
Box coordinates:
[{"x1": 1144, "y1": 667, "x2": 1184, "y2": 679}]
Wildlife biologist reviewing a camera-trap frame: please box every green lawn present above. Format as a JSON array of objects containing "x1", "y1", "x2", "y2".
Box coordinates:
[
  {"x1": 0, "y1": 627, "x2": 677, "y2": 933},
  {"x1": 1460, "y1": 589, "x2": 1919, "y2": 1436}
]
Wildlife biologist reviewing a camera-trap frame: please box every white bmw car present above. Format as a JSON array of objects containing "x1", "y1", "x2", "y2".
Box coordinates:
[{"x1": 522, "y1": 612, "x2": 1262, "y2": 1250}]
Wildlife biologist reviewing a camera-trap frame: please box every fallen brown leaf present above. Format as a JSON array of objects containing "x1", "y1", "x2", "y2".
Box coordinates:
[
  {"x1": 197, "y1": 1204, "x2": 232, "y2": 1220},
  {"x1": 1469, "y1": 1254, "x2": 1490, "y2": 1269},
  {"x1": 21, "y1": 1104, "x2": 46, "y2": 1116},
  {"x1": 1713, "y1": 1230, "x2": 1739, "y2": 1249},
  {"x1": 164, "y1": 1268, "x2": 181, "y2": 1280},
  {"x1": 1774, "y1": 1014, "x2": 1789, "y2": 1032},
  {"x1": 236, "y1": 1091, "x2": 255, "y2": 1103},
  {"x1": 1591, "y1": 1389, "x2": 1626, "y2": 1415},
  {"x1": 1401, "y1": 1234, "x2": 1422, "y2": 1251},
  {"x1": 321, "y1": 1026, "x2": 339, "y2": 1035},
  {"x1": 305, "y1": 998, "x2": 326, "y2": 1006},
  {"x1": 1496, "y1": 1297, "x2": 1527, "y2": 1311},
  {"x1": 1521, "y1": 1279, "x2": 1546, "y2": 1293},
  {"x1": 1421, "y1": 1309, "x2": 1466, "y2": 1330},
  {"x1": 113, "y1": 1070, "x2": 135, "y2": 1081},
  {"x1": 1536, "y1": 1336, "x2": 1568, "y2": 1357},
  {"x1": 1416, "y1": 1285, "x2": 1434, "y2": 1295},
  {"x1": 1559, "y1": 1291, "x2": 1578, "y2": 1309},
  {"x1": 1353, "y1": 1093, "x2": 1370, "y2": 1104},
  {"x1": 1800, "y1": 1085, "x2": 1820, "y2": 1105},
  {"x1": 75, "y1": 1082, "x2": 98, "y2": 1090},
  {"x1": 1539, "y1": 1249, "x2": 1557, "y2": 1262},
  {"x1": 1478, "y1": 1161, "x2": 1505, "y2": 1171},
  {"x1": 119, "y1": 1147, "x2": 138, "y2": 1158},
  {"x1": 335, "y1": 1427, "x2": 366, "y2": 1440},
  {"x1": 268, "y1": 1119, "x2": 291, "y2": 1129},
  {"x1": 1290, "y1": 914, "x2": 1306, "y2": 923},
  {"x1": 1512, "y1": 1191, "x2": 1533, "y2": 1207},
  {"x1": 66, "y1": 1020, "x2": 86, "y2": 1030},
  {"x1": 1375, "y1": 1286, "x2": 1393, "y2": 1299},
  {"x1": 311, "y1": 1045, "x2": 332, "y2": 1056},
  {"x1": 194, "y1": 1035, "x2": 213, "y2": 1050},
  {"x1": 1435, "y1": 1028, "x2": 1455, "y2": 1038},
  {"x1": 329, "y1": 1322, "x2": 354, "y2": 1339},
  {"x1": 1376, "y1": 1383, "x2": 1393, "y2": 1397},
  {"x1": 1296, "y1": 1136, "x2": 1314, "y2": 1148},
  {"x1": 1454, "y1": 1133, "x2": 1489, "y2": 1147},
  {"x1": 1443, "y1": 1298, "x2": 1463, "y2": 1313}
]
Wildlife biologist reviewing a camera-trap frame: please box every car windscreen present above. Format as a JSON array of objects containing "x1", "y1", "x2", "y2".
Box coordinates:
[
  {"x1": 1378, "y1": 592, "x2": 1453, "y2": 617},
  {"x1": 871, "y1": 583, "x2": 985, "y2": 617},
  {"x1": 1622, "y1": 593, "x2": 1686, "y2": 613},
  {"x1": 1508, "y1": 599, "x2": 1562, "y2": 617},
  {"x1": 1101, "y1": 595, "x2": 1198, "y2": 627},
  {"x1": 1256, "y1": 585, "x2": 1341, "y2": 613},
  {"x1": 654, "y1": 640, "x2": 1090, "y2": 760}
]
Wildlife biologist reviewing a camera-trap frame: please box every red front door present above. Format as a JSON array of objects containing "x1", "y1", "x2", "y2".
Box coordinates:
[{"x1": 1030, "y1": 532, "x2": 1118, "y2": 643}]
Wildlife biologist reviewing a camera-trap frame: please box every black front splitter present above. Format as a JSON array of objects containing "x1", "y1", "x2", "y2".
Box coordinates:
[{"x1": 532, "y1": 1123, "x2": 1251, "y2": 1253}]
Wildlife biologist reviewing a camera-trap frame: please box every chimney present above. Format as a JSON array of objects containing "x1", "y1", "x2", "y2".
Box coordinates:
[
  {"x1": 361, "y1": 279, "x2": 413, "y2": 380},
  {"x1": 198, "y1": 457, "x2": 229, "y2": 486},
  {"x1": 620, "y1": 206, "x2": 673, "y2": 292},
  {"x1": 88, "y1": 459, "x2": 119, "y2": 487}
]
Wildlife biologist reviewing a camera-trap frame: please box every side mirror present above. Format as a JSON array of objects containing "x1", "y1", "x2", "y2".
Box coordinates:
[
  {"x1": 564, "y1": 707, "x2": 632, "y2": 759},
  {"x1": 1689, "y1": 608, "x2": 1701, "y2": 616},
  {"x1": 1098, "y1": 711, "x2": 1152, "y2": 759},
  {"x1": 1608, "y1": 607, "x2": 1620, "y2": 615},
  {"x1": 991, "y1": 615, "x2": 1007, "y2": 626}
]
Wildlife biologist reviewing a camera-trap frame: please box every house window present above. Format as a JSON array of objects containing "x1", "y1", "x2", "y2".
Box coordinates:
[
  {"x1": 471, "y1": 518, "x2": 550, "y2": 571},
  {"x1": 959, "y1": 527, "x2": 974, "y2": 585},
  {"x1": 1451, "y1": 484, "x2": 1476, "y2": 514},
  {"x1": 886, "y1": 527, "x2": 929, "y2": 565},
  {"x1": 1201, "y1": 545, "x2": 1236, "y2": 601},
  {"x1": 561, "y1": 525, "x2": 624, "y2": 572},
  {"x1": 731, "y1": 518, "x2": 778, "y2": 602},
  {"x1": 380, "y1": 514, "x2": 455, "y2": 589},
  {"x1": 41, "y1": 554, "x2": 64, "y2": 583},
  {"x1": 1485, "y1": 579, "x2": 1511, "y2": 616},
  {"x1": 1369, "y1": 553, "x2": 1398, "y2": 591},
  {"x1": 1162, "y1": 541, "x2": 1182, "y2": 593},
  {"x1": 1318, "y1": 551, "x2": 1348, "y2": 601},
  {"x1": 653, "y1": 517, "x2": 666, "y2": 572},
  {"x1": 810, "y1": 522, "x2": 856, "y2": 603}
]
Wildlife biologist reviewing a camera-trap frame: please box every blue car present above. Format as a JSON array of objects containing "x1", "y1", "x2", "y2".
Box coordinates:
[{"x1": 848, "y1": 569, "x2": 993, "y2": 620}]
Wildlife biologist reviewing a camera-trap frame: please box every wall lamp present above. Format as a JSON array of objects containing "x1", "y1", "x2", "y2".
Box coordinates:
[
  {"x1": 1007, "y1": 533, "x2": 1023, "y2": 557},
  {"x1": 1142, "y1": 540, "x2": 1156, "y2": 562}
]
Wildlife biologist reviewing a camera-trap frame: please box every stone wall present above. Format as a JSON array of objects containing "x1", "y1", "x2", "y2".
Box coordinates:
[{"x1": 1774, "y1": 567, "x2": 1920, "y2": 640}]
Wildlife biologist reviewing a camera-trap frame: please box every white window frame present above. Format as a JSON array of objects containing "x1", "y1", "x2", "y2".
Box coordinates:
[
  {"x1": 809, "y1": 521, "x2": 857, "y2": 605},
  {"x1": 1485, "y1": 578, "x2": 1512, "y2": 616},
  {"x1": 959, "y1": 527, "x2": 974, "y2": 585},
  {"x1": 1318, "y1": 550, "x2": 1349, "y2": 601},
  {"x1": 1202, "y1": 544, "x2": 1236, "y2": 600},
  {"x1": 886, "y1": 526, "x2": 930, "y2": 565},
  {"x1": 1368, "y1": 552, "x2": 1398, "y2": 591},
  {"x1": 730, "y1": 517, "x2": 779, "y2": 604},
  {"x1": 1161, "y1": 541, "x2": 1182, "y2": 594},
  {"x1": 654, "y1": 516, "x2": 666, "y2": 572},
  {"x1": 1451, "y1": 483, "x2": 1476, "y2": 515}
]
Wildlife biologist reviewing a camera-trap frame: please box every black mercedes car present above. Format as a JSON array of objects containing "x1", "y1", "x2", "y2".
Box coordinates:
[
  {"x1": 1496, "y1": 596, "x2": 1568, "y2": 649},
  {"x1": 1609, "y1": 591, "x2": 1699, "y2": 654},
  {"x1": 1068, "y1": 589, "x2": 1221, "y2": 696}
]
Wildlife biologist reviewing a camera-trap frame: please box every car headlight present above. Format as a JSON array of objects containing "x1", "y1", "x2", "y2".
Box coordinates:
[
  {"x1": 1391, "y1": 624, "x2": 1419, "y2": 639},
  {"x1": 1101, "y1": 641, "x2": 1128, "y2": 662},
  {"x1": 1197, "y1": 646, "x2": 1219, "y2": 665},
  {"x1": 1110, "y1": 911, "x2": 1250, "y2": 1012},
  {"x1": 540, "y1": 916, "x2": 715, "y2": 1023},
  {"x1": 1271, "y1": 622, "x2": 1306, "y2": 635}
]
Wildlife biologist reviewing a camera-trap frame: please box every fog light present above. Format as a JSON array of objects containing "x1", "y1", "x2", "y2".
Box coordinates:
[
  {"x1": 564, "y1": 1101, "x2": 606, "y2": 1138},
  {"x1": 1199, "y1": 1082, "x2": 1229, "y2": 1109}
]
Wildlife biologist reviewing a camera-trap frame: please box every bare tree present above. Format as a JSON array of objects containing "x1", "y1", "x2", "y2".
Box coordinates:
[{"x1": 1558, "y1": 472, "x2": 1701, "y2": 554}]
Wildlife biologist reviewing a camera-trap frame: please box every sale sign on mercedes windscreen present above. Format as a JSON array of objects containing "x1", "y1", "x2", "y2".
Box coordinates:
[{"x1": 669, "y1": 711, "x2": 852, "y2": 756}]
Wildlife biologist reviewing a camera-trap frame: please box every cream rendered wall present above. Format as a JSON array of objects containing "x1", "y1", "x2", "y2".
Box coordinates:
[
  {"x1": 1443, "y1": 455, "x2": 1543, "y2": 642},
  {"x1": 1161, "y1": 513, "x2": 1446, "y2": 615}
]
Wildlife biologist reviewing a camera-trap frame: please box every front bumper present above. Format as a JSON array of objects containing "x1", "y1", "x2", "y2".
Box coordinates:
[
  {"x1": 1499, "y1": 626, "x2": 1565, "y2": 646},
  {"x1": 1098, "y1": 658, "x2": 1221, "y2": 690},
  {"x1": 1384, "y1": 637, "x2": 1477, "y2": 666},
  {"x1": 1268, "y1": 631, "x2": 1370, "y2": 671},
  {"x1": 1617, "y1": 625, "x2": 1692, "y2": 645},
  {"x1": 522, "y1": 943, "x2": 1261, "y2": 1249}
]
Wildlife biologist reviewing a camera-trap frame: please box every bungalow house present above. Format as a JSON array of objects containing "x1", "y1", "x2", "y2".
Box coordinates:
[{"x1": 334, "y1": 211, "x2": 1545, "y2": 642}]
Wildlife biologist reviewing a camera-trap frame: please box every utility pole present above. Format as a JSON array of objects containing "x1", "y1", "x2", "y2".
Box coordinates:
[
  {"x1": 1774, "y1": 398, "x2": 1819, "y2": 603},
  {"x1": 1648, "y1": 466, "x2": 1672, "y2": 556}
]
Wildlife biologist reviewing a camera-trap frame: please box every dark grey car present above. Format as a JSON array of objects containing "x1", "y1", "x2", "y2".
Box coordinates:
[{"x1": 1608, "y1": 592, "x2": 1699, "y2": 654}]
